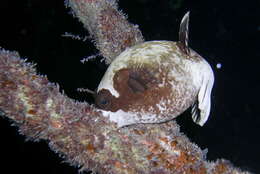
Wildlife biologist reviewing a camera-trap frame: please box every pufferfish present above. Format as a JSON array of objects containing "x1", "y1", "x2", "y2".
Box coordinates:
[{"x1": 95, "y1": 12, "x2": 214, "y2": 128}]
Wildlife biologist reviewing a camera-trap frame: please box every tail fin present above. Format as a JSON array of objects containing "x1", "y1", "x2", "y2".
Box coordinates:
[{"x1": 192, "y1": 65, "x2": 214, "y2": 126}]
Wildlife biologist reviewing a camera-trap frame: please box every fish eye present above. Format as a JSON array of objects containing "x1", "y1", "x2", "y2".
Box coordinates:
[
  {"x1": 98, "y1": 97, "x2": 111, "y2": 110},
  {"x1": 95, "y1": 94, "x2": 111, "y2": 110},
  {"x1": 100, "y1": 99, "x2": 109, "y2": 106},
  {"x1": 95, "y1": 89, "x2": 113, "y2": 110}
]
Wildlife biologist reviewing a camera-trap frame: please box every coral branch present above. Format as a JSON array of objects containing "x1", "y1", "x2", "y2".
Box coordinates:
[
  {"x1": 0, "y1": 49, "x2": 251, "y2": 174},
  {"x1": 0, "y1": 0, "x2": 253, "y2": 173},
  {"x1": 65, "y1": 0, "x2": 144, "y2": 64}
]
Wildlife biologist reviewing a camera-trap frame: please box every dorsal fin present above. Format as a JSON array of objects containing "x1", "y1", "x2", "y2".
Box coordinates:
[{"x1": 179, "y1": 11, "x2": 190, "y2": 55}]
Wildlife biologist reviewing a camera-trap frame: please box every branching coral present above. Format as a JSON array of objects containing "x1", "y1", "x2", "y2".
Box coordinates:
[
  {"x1": 65, "y1": 0, "x2": 144, "y2": 64},
  {"x1": 0, "y1": 0, "x2": 253, "y2": 173}
]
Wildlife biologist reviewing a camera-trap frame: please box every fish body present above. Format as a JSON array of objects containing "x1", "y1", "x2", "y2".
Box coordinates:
[{"x1": 95, "y1": 12, "x2": 214, "y2": 127}]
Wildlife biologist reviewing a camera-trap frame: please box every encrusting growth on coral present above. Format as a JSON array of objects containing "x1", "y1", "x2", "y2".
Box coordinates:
[
  {"x1": 0, "y1": 0, "x2": 253, "y2": 173},
  {"x1": 0, "y1": 43, "x2": 251, "y2": 174}
]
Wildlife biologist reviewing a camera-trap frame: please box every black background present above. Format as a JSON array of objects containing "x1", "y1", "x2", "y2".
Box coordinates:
[{"x1": 0, "y1": 0, "x2": 259, "y2": 173}]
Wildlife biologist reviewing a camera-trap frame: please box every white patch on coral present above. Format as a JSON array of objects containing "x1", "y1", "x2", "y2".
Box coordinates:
[
  {"x1": 159, "y1": 136, "x2": 180, "y2": 156},
  {"x1": 46, "y1": 98, "x2": 53, "y2": 108},
  {"x1": 17, "y1": 86, "x2": 34, "y2": 118}
]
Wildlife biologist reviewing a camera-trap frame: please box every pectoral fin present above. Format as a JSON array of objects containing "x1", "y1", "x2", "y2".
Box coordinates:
[{"x1": 128, "y1": 77, "x2": 146, "y2": 93}]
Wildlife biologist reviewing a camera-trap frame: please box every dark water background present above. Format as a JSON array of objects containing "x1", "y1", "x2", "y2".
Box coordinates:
[{"x1": 0, "y1": 0, "x2": 259, "y2": 173}]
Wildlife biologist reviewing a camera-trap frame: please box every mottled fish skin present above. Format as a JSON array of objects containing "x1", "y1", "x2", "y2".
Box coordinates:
[{"x1": 95, "y1": 12, "x2": 214, "y2": 128}]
